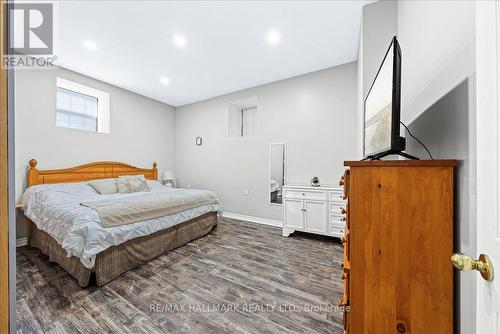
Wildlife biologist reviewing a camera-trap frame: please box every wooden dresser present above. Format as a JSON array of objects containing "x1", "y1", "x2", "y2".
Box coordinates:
[{"x1": 339, "y1": 160, "x2": 456, "y2": 334}]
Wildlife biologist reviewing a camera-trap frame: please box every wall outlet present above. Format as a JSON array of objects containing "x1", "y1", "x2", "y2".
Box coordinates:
[{"x1": 244, "y1": 186, "x2": 249, "y2": 196}]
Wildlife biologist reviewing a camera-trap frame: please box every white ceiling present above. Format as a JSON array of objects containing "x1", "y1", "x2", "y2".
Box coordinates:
[{"x1": 54, "y1": 1, "x2": 368, "y2": 107}]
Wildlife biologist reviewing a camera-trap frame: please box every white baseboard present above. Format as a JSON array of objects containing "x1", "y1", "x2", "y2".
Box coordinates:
[
  {"x1": 16, "y1": 237, "x2": 27, "y2": 247},
  {"x1": 222, "y1": 212, "x2": 283, "y2": 228}
]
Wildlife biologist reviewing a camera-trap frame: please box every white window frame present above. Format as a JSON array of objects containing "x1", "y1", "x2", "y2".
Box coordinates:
[
  {"x1": 227, "y1": 96, "x2": 258, "y2": 137},
  {"x1": 56, "y1": 77, "x2": 110, "y2": 134}
]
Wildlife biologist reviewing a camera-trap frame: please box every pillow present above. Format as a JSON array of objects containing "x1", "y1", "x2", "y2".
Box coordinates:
[
  {"x1": 87, "y1": 178, "x2": 118, "y2": 194},
  {"x1": 118, "y1": 174, "x2": 145, "y2": 179},
  {"x1": 116, "y1": 177, "x2": 150, "y2": 193},
  {"x1": 146, "y1": 180, "x2": 167, "y2": 192}
]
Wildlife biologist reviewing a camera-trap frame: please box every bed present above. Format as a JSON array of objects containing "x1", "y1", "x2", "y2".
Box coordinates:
[
  {"x1": 270, "y1": 179, "x2": 280, "y2": 203},
  {"x1": 22, "y1": 159, "x2": 221, "y2": 287}
]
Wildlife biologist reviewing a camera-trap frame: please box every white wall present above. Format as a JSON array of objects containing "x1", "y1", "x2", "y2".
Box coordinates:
[
  {"x1": 362, "y1": 0, "x2": 398, "y2": 99},
  {"x1": 398, "y1": 0, "x2": 475, "y2": 124},
  {"x1": 175, "y1": 63, "x2": 358, "y2": 222},
  {"x1": 15, "y1": 67, "x2": 176, "y2": 237}
]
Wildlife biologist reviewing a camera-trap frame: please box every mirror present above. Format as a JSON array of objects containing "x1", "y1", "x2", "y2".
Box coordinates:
[{"x1": 269, "y1": 143, "x2": 286, "y2": 205}]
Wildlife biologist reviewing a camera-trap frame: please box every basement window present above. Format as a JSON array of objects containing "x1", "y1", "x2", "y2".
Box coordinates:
[
  {"x1": 56, "y1": 78, "x2": 110, "y2": 134},
  {"x1": 228, "y1": 97, "x2": 257, "y2": 137}
]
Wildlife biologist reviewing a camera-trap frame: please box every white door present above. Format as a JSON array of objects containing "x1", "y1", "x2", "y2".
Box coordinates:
[
  {"x1": 304, "y1": 200, "x2": 327, "y2": 234},
  {"x1": 284, "y1": 199, "x2": 304, "y2": 229},
  {"x1": 475, "y1": 1, "x2": 500, "y2": 332}
]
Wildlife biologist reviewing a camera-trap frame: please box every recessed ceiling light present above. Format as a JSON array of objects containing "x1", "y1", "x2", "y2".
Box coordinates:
[
  {"x1": 160, "y1": 76, "x2": 170, "y2": 85},
  {"x1": 83, "y1": 40, "x2": 97, "y2": 51},
  {"x1": 173, "y1": 34, "x2": 187, "y2": 48},
  {"x1": 267, "y1": 30, "x2": 281, "y2": 45}
]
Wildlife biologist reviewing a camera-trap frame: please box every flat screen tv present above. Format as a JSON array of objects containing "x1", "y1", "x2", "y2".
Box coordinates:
[{"x1": 363, "y1": 36, "x2": 407, "y2": 160}]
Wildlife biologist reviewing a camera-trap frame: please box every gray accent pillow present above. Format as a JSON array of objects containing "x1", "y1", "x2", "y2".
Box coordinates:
[
  {"x1": 116, "y1": 177, "x2": 150, "y2": 193},
  {"x1": 87, "y1": 178, "x2": 118, "y2": 194}
]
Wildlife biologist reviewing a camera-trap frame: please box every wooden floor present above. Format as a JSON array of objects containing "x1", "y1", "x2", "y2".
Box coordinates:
[{"x1": 16, "y1": 218, "x2": 344, "y2": 334}]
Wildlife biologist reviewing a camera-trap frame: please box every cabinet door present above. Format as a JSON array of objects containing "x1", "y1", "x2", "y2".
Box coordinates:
[
  {"x1": 304, "y1": 200, "x2": 327, "y2": 233},
  {"x1": 284, "y1": 199, "x2": 304, "y2": 229}
]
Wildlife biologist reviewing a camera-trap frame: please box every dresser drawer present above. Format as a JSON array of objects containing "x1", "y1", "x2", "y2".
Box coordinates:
[
  {"x1": 339, "y1": 169, "x2": 350, "y2": 198},
  {"x1": 342, "y1": 229, "x2": 350, "y2": 269},
  {"x1": 330, "y1": 224, "x2": 345, "y2": 237},
  {"x1": 329, "y1": 202, "x2": 346, "y2": 216},
  {"x1": 328, "y1": 189, "x2": 343, "y2": 201},
  {"x1": 283, "y1": 189, "x2": 327, "y2": 201},
  {"x1": 330, "y1": 214, "x2": 346, "y2": 226},
  {"x1": 339, "y1": 272, "x2": 349, "y2": 309}
]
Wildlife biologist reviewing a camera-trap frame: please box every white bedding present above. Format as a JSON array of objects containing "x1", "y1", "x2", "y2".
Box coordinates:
[
  {"x1": 270, "y1": 179, "x2": 280, "y2": 193},
  {"x1": 22, "y1": 181, "x2": 222, "y2": 269}
]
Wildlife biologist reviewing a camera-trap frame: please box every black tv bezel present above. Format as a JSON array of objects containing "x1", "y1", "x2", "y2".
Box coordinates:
[{"x1": 363, "y1": 36, "x2": 404, "y2": 159}]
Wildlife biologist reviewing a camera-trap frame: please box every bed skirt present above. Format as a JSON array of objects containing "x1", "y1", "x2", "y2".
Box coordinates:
[{"x1": 28, "y1": 212, "x2": 218, "y2": 287}]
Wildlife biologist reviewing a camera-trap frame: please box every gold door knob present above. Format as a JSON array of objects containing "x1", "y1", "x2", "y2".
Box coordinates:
[{"x1": 451, "y1": 253, "x2": 494, "y2": 281}]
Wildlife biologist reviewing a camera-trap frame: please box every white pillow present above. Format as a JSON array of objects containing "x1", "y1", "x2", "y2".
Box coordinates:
[
  {"x1": 146, "y1": 180, "x2": 168, "y2": 192},
  {"x1": 87, "y1": 178, "x2": 118, "y2": 194},
  {"x1": 116, "y1": 177, "x2": 150, "y2": 193},
  {"x1": 118, "y1": 174, "x2": 145, "y2": 179}
]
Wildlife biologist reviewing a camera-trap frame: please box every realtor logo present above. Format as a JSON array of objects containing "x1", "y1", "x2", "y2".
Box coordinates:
[{"x1": 8, "y1": 3, "x2": 53, "y2": 55}]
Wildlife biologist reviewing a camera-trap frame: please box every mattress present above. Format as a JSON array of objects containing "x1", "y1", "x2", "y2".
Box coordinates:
[{"x1": 22, "y1": 180, "x2": 222, "y2": 269}]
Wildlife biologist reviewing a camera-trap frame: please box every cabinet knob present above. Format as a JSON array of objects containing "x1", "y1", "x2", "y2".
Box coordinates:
[
  {"x1": 339, "y1": 179, "x2": 344, "y2": 186},
  {"x1": 341, "y1": 207, "x2": 347, "y2": 214},
  {"x1": 302, "y1": 193, "x2": 305, "y2": 196},
  {"x1": 341, "y1": 272, "x2": 347, "y2": 280}
]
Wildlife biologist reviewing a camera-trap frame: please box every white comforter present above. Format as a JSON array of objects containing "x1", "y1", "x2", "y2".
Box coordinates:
[{"x1": 22, "y1": 181, "x2": 222, "y2": 269}]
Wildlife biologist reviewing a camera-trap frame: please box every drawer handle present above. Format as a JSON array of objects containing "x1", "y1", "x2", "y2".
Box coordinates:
[
  {"x1": 339, "y1": 178, "x2": 344, "y2": 186},
  {"x1": 341, "y1": 217, "x2": 346, "y2": 222}
]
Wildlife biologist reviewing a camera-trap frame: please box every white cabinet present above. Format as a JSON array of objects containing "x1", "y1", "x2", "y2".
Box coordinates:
[
  {"x1": 284, "y1": 199, "x2": 304, "y2": 229},
  {"x1": 304, "y1": 200, "x2": 327, "y2": 233},
  {"x1": 282, "y1": 185, "x2": 345, "y2": 238}
]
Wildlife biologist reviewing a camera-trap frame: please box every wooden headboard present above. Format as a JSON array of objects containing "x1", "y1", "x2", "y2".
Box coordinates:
[{"x1": 27, "y1": 159, "x2": 158, "y2": 186}]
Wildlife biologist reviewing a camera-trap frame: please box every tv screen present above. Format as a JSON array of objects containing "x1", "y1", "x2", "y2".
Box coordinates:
[{"x1": 364, "y1": 37, "x2": 402, "y2": 158}]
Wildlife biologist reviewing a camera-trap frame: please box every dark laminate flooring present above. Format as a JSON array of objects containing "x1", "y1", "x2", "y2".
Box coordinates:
[{"x1": 16, "y1": 218, "x2": 344, "y2": 334}]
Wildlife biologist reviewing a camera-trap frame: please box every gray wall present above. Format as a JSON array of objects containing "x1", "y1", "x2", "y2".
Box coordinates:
[
  {"x1": 15, "y1": 67, "x2": 176, "y2": 238},
  {"x1": 175, "y1": 63, "x2": 358, "y2": 222},
  {"x1": 405, "y1": 79, "x2": 476, "y2": 334},
  {"x1": 361, "y1": 0, "x2": 398, "y2": 99},
  {"x1": 398, "y1": 0, "x2": 475, "y2": 124}
]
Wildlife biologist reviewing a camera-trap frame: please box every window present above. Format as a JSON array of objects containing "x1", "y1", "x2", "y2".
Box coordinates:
[
  {"x1": 56, "y1": 78, "x2": 110, "y2": 133},
  {"x1": 228, "y1": 97, "x2": 257, "y2": 137}
]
